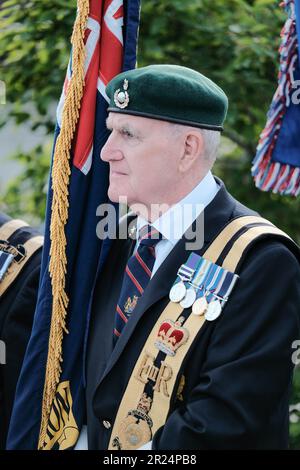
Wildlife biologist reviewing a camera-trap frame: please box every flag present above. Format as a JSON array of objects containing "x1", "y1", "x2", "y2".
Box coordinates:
[
  {"x1": 7, "y1": 0, "x2": 140, "y2": 450},
  {"x1": 251, "y1": 0, "x2": 300, "y2": 196}
]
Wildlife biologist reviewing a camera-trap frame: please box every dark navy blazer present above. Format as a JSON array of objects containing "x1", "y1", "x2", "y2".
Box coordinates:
[
  {"x1": 85, "y1": 178, "x2": 300, "y2": 450},
  {"x1": 0, "y1": 213, "x2": 42, "y2": 449}
]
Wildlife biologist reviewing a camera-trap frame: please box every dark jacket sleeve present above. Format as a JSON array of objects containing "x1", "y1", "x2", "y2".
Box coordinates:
[
  {"x1": 152, "y1": 241, "x2": 300, "y2": 450},
  {"x1": 0, "y1": 250, "x2": 41, "y2": 449}
]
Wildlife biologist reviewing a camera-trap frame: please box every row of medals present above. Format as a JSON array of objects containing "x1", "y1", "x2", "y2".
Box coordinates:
[{"x1": 169, "y1": 265, "x2": 224, "y2": 321}]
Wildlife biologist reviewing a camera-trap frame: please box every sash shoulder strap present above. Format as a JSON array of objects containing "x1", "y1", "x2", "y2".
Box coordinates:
[
  {"x1": 204, "y1": 214, "x2": 299, "y2": 272},
  {"x1": 107, "y1": 214, "x2": 299, "y2": 450},
  {"x1": 0, "y1": 215, "x2": 43, "y2": 297}
]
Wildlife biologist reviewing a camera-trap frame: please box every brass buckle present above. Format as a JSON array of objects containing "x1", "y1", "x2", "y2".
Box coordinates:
[{"x1": 0, "y1": 239, "x2": 27, "y2": 263}]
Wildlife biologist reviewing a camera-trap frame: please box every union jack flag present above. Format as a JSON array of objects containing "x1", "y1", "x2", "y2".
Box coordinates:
[
  {"x1": 252, "y1": 0, "x2": 300, "y2": 196},
  {"x1": 7, "y1": 0, "x2": 140, "y2": 450},
  {"x1": 57, "y1": 0, "x2": 126, "y2": 174}
]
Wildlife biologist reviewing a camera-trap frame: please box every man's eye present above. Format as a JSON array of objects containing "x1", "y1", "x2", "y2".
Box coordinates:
[{"x1": 121, "y1": 129, "x2": 134, "y2": 138}]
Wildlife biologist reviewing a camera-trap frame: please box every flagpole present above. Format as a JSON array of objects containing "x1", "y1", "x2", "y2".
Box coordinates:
[
  {"x1": 295, "y1": 0, "x2": 300, "y2": 62},
  {"x1": 38, "y1": 0, "x2": 90, "y2": 449}
]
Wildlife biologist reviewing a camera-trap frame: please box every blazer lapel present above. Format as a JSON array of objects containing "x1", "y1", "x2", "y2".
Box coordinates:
[{"x1": 100, "y1": 178, "x2": 237, "y2": 382}]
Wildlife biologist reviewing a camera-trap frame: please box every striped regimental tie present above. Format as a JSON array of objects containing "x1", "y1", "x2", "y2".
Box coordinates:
[{"x1": 113, "y1": 224, "x2": 163, "y2": 343}]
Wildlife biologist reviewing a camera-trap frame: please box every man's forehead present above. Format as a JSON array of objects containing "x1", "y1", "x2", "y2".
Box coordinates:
[
  {"x1": 106, "y1": 112, "x2": 166, "y2": 130},
  {"x1": 106, "y1": 113, "x2": 140, "y2": 128}
]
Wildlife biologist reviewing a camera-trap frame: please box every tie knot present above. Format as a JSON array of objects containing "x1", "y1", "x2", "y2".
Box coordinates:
[{"x1": 138, "y1": 224, "x2": 163, "y2": 247}]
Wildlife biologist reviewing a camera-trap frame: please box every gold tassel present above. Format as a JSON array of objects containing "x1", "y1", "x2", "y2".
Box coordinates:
[{"x1": 38, "y1": 0, "x2": 90, "y2": 449}]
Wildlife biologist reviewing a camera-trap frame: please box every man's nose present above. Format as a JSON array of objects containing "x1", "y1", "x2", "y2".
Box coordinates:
[{"x1": 100, "y1": 133, "x2": 123, "y2": 162}]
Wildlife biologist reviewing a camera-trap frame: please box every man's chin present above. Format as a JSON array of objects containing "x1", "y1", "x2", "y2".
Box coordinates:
[
  {"x1": 107, "y1": 192, "x2": 119, "y2": 203},
  {"x1": 107, "y1": 187, "x2": 128, "y2": 204}
]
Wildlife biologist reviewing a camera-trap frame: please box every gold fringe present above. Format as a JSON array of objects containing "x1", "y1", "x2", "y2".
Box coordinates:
[{"x1": 38, "y1": 0, "x2": 90, "y2": 449}]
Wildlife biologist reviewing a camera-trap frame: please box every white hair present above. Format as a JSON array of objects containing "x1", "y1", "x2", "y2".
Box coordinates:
[
  {"x1": 198, "y1": 128, "x2": 221, "y2": 164},
  {"x1": 168, "y1": 123, "x2": 220, "y2": 165}
]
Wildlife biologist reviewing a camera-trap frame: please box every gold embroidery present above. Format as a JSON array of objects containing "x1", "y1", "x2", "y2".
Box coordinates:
[
  {"x1": 40, "y1": 381, "x2": 79, "y2": 450},
  {"x1": 152, "y1": 361, "x2": 173, "y2": 398},
  {"x1": 154, "y1": 317, "x2": 189, "y2": 356},
  {"x1": 135, "y1": 351, "x2": 157, "y2": 384},
  {"x1": 176, "y1": 375, "x2": 185, "y2": 402},
  {"x1": 135, "y1": 352, "x2": 172, "y2": 397}
]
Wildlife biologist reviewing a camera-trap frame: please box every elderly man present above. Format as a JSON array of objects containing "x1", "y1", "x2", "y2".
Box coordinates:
[{"x1": 78, "y1": 65, "x2": 300, "y2": 450}]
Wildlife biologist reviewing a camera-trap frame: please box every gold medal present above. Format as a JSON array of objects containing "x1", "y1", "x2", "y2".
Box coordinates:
[{"x1": 117, "y1": 411, "x2": 152, "y2": 450}]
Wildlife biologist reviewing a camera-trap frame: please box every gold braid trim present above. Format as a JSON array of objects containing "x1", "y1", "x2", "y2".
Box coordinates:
[{"x1": 38, "y1": 0, "x2": 89, "y2": 449}]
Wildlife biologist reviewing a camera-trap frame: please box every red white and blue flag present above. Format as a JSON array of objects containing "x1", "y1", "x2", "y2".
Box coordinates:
[
  {"x1": 56, "y1": 0, "x2": 126, "y2": 175},
  {"x1": 7, "y1": 0, "x2": 140, "y2": 450},
  {"x1": 252, "y1": 0, "x2": 300, "y2": 196}
]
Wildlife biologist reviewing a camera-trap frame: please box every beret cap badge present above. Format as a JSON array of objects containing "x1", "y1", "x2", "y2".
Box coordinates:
[
  {"x1": 114, "y1": 78, "x2": 129, "y2": 109},
  {"x1": 107, "y1": 65, "x2": 228, "y2": 131}
]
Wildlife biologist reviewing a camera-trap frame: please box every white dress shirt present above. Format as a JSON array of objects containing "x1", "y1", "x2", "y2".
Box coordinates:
[
  {"x1": 135, "y1": 170, "x2": 219, "y2": 277},
  {"x1": 74, "y1": 171, "x2": 219, "y2": 450}
]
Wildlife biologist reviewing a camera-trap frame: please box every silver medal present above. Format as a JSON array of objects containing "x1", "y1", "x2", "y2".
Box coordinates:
[
  {"x1": 180, "y1": 287, "x2": 197, "y2": 309},
  {"x1": 192, "y1": 296, "x2": 208, "y2": 316},
  {"x1": 205, "y1": 300, "x2": 222, "y2": 321},
  {"x1": 169, "y1": 281, "x2": 186, "y2": 303}
]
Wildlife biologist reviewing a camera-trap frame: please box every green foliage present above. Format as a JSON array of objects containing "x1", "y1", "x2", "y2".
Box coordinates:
[
  {"x1": 1, "y1": 0, "x2": 300, "y2": 447},
  {"x1": 0, "y1": 0, "x2": 77, "y2": 132},
  {"x1": 290, "y1": 367, "x2": 300, "y2": 449},
  {"x1": 138, "y1": 0, "x2": 300, "y2": 243},
  {"x1": 0, "y1": 144, "x2": 50, "y2": 225},
  {"x1": 139, "y1": 0, "x2": 285, "y2": 155},
  {"x1": 214, "y1": 149, "x2": 300, "y2": 244}
]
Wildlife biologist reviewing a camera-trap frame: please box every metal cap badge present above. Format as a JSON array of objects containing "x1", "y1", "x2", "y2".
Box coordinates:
[{"x1": 114, "y1": 79, "x2": 129, "y2": 108}]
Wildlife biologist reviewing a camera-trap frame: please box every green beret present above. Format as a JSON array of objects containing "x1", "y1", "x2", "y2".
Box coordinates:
[{"x1": 106, "y1": 64, "x2": 228, "y2": 131}]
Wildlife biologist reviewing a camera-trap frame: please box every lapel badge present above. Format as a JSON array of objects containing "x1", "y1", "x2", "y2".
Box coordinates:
[
  {"x1": 114, "y1": 79, "x2": 130, "y2": 109},
  {"x1": 155, "y1": 316, "x2": 189, "y2": 356},
  {"x1": 128, "y1": 225, "x2": 137, "y2": 239},
  {"x1": 124, "y1": 295, "x2": 138, "y2": 315}
]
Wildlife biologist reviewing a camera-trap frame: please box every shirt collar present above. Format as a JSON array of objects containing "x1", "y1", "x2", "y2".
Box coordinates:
[{"x1": 136, "y1": 171, "x2": 219, "y2": 246}]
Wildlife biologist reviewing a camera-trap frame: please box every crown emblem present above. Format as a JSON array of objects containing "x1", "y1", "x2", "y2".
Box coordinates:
[
  {"x1": 124, "y1": 295, "x2": 138, "y2": 314},
  {"x1": 114, "y1": 79, "x2": 130, "y2": 109},
  {"x1": 137, "y1": 393, "x2": 152, "y2": 414},
  {"x1": 154, "y1": 316, "x2": 189, "y2": 356}
]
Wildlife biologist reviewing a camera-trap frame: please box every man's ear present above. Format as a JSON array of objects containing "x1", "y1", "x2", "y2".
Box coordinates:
[{"x1": 179, "y1": 131, "x2": 204, "y2": 172}]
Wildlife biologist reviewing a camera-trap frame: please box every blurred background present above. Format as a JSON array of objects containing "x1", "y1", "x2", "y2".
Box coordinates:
[{"x1": 0, "y1": 0, "x2": 299, "y2": 447}]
